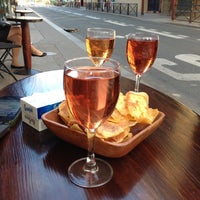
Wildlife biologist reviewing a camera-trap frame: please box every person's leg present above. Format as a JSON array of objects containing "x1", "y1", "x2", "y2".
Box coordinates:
[
  {"x1": 7, "y1": 26, "x2": 23, "y2": 67},
  {"x1": 31, "y1": 45, "x2": 47, "y2": 57},
  {"x1": 7, "y1": 26, "x2": 47, "y2": 68}
]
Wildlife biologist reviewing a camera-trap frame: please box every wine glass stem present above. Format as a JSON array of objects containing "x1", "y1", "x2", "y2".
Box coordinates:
[
  {"x1": 84, "y1": 129, "x2": 98, "y2": 173},
  {"x1": 135, "y1": 74, "x2": 141, "y2": 92}
]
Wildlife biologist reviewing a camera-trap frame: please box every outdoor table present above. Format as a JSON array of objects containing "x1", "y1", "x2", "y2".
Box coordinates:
[
  {"x1": 0, "y1": 70, "x2": 199, "y2": 200},
  {"x1": 6, "y1": 16, "x2": 43, "y2": 75},
  {"x1": 14, "y1": 9, "x2": 33, "y2": 16}
]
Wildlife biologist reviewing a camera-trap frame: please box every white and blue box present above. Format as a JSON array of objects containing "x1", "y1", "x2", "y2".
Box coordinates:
[{"x1": 20, "y1": 90, "x2": 65, "y2": 131}]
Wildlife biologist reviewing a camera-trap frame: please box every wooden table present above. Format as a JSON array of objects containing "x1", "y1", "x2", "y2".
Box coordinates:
[
  {"x1": 6, "y1": 16, "x2": 43, "y2": 75},
  {"x1": 0, "y1": 70, "x2": 200, "y2": 200}
]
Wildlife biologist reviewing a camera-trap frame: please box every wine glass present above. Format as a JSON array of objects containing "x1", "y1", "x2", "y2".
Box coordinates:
[
  {"x1": 64, "y1": 57, "x2": 120, "y2": 188},
  {"x1": 86, "y1": 28, "x2": 116, "y2": 66},
  {"x1": 126, "y1": 32, "x2": 159, "y2": 92}
]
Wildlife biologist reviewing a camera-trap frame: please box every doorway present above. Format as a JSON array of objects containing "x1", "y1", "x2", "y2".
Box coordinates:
[{"x1": 148, "y1": 0, "x2": 160, "y2": 13}]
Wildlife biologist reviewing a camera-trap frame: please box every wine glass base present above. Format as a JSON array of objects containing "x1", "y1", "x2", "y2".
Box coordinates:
[{"x1": 68, "y1": 157, "x2": 113, "y2": 188}]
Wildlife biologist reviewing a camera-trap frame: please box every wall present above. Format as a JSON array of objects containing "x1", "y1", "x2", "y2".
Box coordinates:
[{"x1": 162, "y1": 0, "x2": 171, "y2": 15}]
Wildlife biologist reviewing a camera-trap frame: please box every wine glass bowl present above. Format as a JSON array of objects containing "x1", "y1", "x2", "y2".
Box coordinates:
[
  {"x1": 64, "y1": 57, "x2": 120, "y2": 188},
  {"x1": 126, "y1": 32, "x2": 159, "y2": 92},
  {"x1": 86, "y1": 28, "x2": 116, "y2": 66}
]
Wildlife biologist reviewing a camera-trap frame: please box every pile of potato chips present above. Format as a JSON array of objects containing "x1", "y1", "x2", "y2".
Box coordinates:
[{"x1": 58, "y1": 91, "x2": 159, "y2": 143}]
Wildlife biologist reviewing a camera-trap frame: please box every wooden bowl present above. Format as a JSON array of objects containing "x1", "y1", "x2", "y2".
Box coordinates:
[{"x1": 42, "y1": 109, "x2": 165, "y2": 158}]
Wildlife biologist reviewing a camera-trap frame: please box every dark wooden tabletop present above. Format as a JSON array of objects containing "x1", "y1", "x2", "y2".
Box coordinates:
[{"x1": 0, "y1": 70, "x2": 200, "y2": 200}]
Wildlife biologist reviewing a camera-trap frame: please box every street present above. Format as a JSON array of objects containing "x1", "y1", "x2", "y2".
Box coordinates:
[{"x1": 32, "y1": 6, "x2": 200, "y2": 114}]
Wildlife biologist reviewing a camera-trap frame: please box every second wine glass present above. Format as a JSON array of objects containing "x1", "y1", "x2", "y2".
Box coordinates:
[
  {"x1": 126, "y1": 32, "x2": 159, "y2": 92},
  {"x1": 86, "y1": 27, "x2": 116, "y2": 66}
]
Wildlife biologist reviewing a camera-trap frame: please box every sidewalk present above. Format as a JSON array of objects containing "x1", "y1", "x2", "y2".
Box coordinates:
[{"x1": 0, "y1": 7, "x2": 199, "y2": 90}]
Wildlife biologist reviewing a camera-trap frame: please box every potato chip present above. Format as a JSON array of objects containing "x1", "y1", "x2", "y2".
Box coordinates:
[
  {"x1": 126, "y1": 91, "x2": 149, "y2": 109},
  {"x1": 140, "y1": 108, "x2": 159, "y2": 124},
  {"x1": 108, "y1": 109, "x2": 125, "y2": 123},
  {"x1": 105, "y1": 127, "x2": 130, "y2": 143},
  {"x1": 96, "y1": 121, "x2": 125, "y2": 139},
  {"x1": 58, "y1": 100, "x2": 77, "y2": 126},
  {"x1": 126, "y1": 91, "x2": 149, "y2": 121},
  {"x1": 70, "y1": 124, "x2": 83, "y2": 132},
  {"x1": 125, "y1": 91, "x2": 159, "y2": 124},
  {"x1": 96, "y1": 121, "x2": 131, "y2": 143},
  {"x1": 115, "y1": 92, "x2": 129, "y2": 116}
]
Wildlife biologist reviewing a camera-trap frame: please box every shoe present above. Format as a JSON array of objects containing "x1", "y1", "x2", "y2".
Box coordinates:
[
  {"x1": 11, "y1": 65, "x2": 24, "y2": 69},
  {"x1": 31, "y1": 52, "x2": 47, "y2": 57}
]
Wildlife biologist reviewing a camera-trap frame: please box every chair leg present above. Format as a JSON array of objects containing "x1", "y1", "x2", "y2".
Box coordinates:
[
  {"x1": 0, "y1": 48, "x2": 18, "y2": 82},
  {"x1": 0, "y1": 61, "x2": 18, "y2": 81},
  {"x1": 0, "y1": 72, "x2": 4, "y2": 78}
]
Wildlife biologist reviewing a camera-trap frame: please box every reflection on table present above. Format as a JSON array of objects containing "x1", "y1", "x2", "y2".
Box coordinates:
[
  {"x1": 0, "y1": 70, "x2": 200, "y2": 199},
  {"x1": 6, "y1": 16, "x2": 43, "y2": 75}
]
